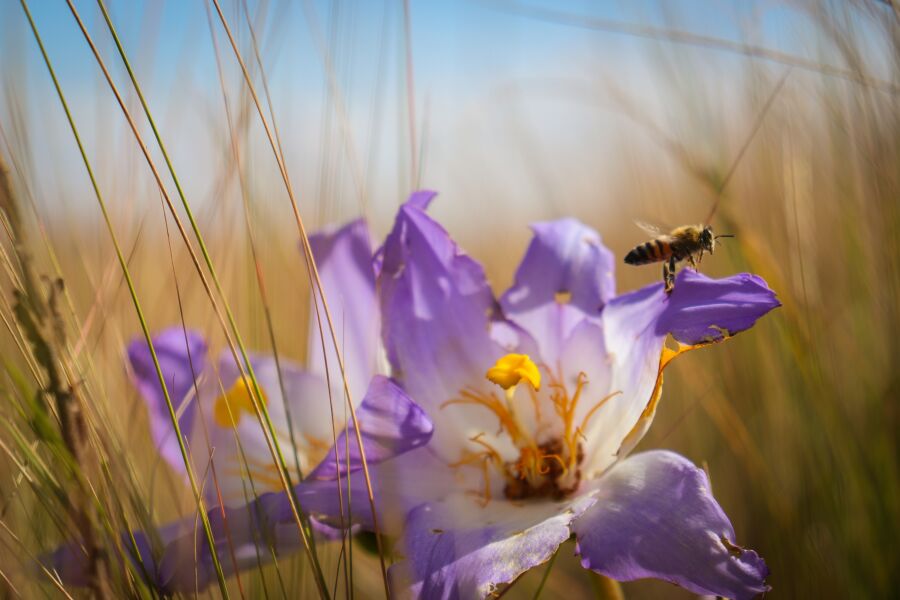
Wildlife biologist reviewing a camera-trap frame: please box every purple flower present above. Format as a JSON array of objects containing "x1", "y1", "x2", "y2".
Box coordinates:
[
  {"x1": 299, "y1": 191, "x2": 778, "y2": 599},
  {"x1": 125, "y1": 219, "x2": 380, "y2": 507},
  {"x1": 43, "y1": 219, "x2": 432, "y2": 592},
  {"x1": 44, "y1": 194, "x2": 778, "y2": 598}
]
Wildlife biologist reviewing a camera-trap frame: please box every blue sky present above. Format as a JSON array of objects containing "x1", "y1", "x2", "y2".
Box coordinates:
[
  {"x1": 9, "y1": 1, "x2": 784, "y2": 102},
  {"x1": 0, "y1": 0, "x2": 885, "y2": 233}
]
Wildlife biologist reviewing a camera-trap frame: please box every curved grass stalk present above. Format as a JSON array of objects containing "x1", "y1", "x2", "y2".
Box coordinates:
[
  {"x1": 224, "y1": 0, "x2": 307, "y2": 498},
  {"x1": 60, "y1": 0, "x2": 329, "y2": 595},
  {"x1": 208, "y1": 0, "x2": 390, "y2": 594},
  {"x1": 16, "y1": 0, "x2": 230, "y2": 595},
  {"x1": 232, "y1": 1, "x2": 355, "y2": 592}
]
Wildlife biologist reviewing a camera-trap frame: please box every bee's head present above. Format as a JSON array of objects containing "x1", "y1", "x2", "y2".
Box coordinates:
[{"x1": 700, "y1": 226, "x2": 716, "y2": 253}]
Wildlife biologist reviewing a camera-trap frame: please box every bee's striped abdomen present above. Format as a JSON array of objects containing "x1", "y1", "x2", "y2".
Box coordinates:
[{"x1": 624, "y1": 239, "x2": 673, "y2": 265}]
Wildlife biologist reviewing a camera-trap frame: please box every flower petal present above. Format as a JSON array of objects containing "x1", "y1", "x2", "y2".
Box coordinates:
[
  {"x1": 294, "y1": 447, "x2": 455, "y2": 533},
  {"x1": 44, "y1": 498, "x2": 336, "y2": 593},
  {"x1": 292, "y1": 375, "x2": 439, "y2": 534},
  {"x1": 42, "y1": 519, "x2": 191, "y2": 590},
  {"x1": 557, "y1": 318, "x2": 612, "y2": 418},
  {"x1": 59, "y1": 339, "x2": 356, "y2": 591},
  {"x1": 391, "y1": 492, "x2": 597, "y2": 599},
  {"x1": 259, "y1": 376, "x2": 439, "y2": 535},
  {"x1": 127, "y1": 328, "x2": 207, "y2": 474},
  {"x1": 574, "y1": 450, "x2": 769, "y2": 600},
  {"x1": 307, "y1": 375, "x2": 433, "y2": 481},
  {"x1": 407, "y1": 188, "x2": 439, "y2": 210},
  {"x1": 582, "y1": 270, "x2": 779, "y2": 472},
  {"x1": 306, "y1": 218, "x2": 378, "y2": 402},
  {"x1": 657, "y1": 269, "x2": 781, "y2": 345},
  {"x1": 500, "y1": 218, "x2": 615, "y2": 363},
  {"x1": 157, "y1": 496, "x2": 304, "y2": 593},
  {"x1": 371, "y1": 189, "x2": 437, "y2": 278},
  {"x1": 378, "y1": 192, "x2": 503, "y2": 455},
  {"x1": 197, "y1": 352, "x2": 330, "y2": 507},
  {"x1": 104, "y1": 370, "x2": 426, "y2": 592}
]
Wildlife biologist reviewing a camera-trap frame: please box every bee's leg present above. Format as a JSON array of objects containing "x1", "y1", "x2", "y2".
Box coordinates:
[
  {"x1": 697, "y1": 249, "x2": 704, "y2": 266},
  {"x1": 688, "y1": 254, "x2": 698, "y2": 270},
  {"x1": 664, "y1": 257, "x2": 676, "y2": 294}
]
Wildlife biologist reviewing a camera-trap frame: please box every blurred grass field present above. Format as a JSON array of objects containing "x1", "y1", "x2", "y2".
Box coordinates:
[{"x1": 1, "y1": 1, "x2": 898, "y2": 598}]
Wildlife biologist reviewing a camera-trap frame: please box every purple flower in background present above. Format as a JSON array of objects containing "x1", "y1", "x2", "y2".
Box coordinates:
[
  {"x1": 297, "y1": 191, "x2": 778, "y2": 599},
  {"x1": 43, "y1": 219, "x2": 432, "y2": 592},
  {"x1": 125, "y1": 219, "x2": 380, "y2": 508}
]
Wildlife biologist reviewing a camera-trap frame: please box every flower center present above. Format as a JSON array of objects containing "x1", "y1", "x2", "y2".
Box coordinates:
[
  {"x1": 443, "y1": 353, "x2": 618, "y2": 503},
  {"x1": 213, "y1": 377, "x2": 268, "y2": 428}
]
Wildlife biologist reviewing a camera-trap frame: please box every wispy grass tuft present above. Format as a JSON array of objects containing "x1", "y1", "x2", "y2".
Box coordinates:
[{"x1": 0, "y1": 1, "x2": 897, "y2": 598}]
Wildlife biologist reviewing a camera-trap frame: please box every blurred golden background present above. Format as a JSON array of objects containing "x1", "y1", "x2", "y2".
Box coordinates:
[{"x1": 0, "y1": 1, "x2": 898, "y2": 598}]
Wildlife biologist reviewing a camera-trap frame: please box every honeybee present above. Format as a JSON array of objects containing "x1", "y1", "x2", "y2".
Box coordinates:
[{"x1": 624, "y1": 222, "x2": 733, "y2": 293}]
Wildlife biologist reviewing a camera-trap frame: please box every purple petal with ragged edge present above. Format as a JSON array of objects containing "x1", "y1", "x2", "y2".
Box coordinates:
[
  {"x1": 607, "y1": 268, "x2": 780, "y2": 348},
  {"x1": 656, "y1": 269, "x2": 781, "y2": 344},
  {"x1": 391, "y1": 492, "x2": 597, "y2": 600},
  {"x1": 127, "y1": 328, "x2": 207, "y2": 473},
  {"x1": 407, "y1": 188, "x2": 439, "y2": 211},
  {"x1": 372, "y1": 190, "x2": 438, "y2": 278},
  {"x1": 499, "y1": 218, "x2": 615, "y2": 363},
  {"x1": 378, "y1": 191, "x2": 504, "y2": 455},
  {"x1": 581, "y1": 269, "x2": 780, "y2": 472},
  {"x1": 574, "y1": 451, "x2": 770, "y2": 600},
  {"x1": 306, "y1": 218, "x2": 378, "y2": 403},
  {"x1": 306, "y1": 375, "x2": 433, "y2": 481}
]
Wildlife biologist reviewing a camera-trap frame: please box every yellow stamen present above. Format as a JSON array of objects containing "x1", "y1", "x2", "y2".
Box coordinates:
[
  {"x1": 224, "y1": 463, "x2": 284, "y2": 490},
  {"x1": 304, "y1": 434, "x2": 330, "y2": 464},
  {"x1": 486, "y1": 353, "x2": 541, "y2": 391},
  {"x1": 468, "y1": 433, "x2": 504, "y2": 465},
  {"x1": 213, "y1": 377, "x2": 267, "y2": 428},
  {"x1": 448, "y1": 434, "x2": 504, "y2": 505},
  {"x1": 579, "y1": 390, "x2": 623, "y2": 433},
  {"x1": 514, "y1": 447, "x2": 566, "y2": 478},
  {"x1": 539, "y1": 453, "x2": 566, "y2": 475},
  {"x1": 442, "y1": 390, "x2": 526, "y2": 444},
  {"x1": 222, "y1": 455, "x2": 290, "y2": 492},
  {"x1": 445, "y1": 356, "x2": 625, "y2": 502},
  {"x1": 448, "y1": 452, "x2": 492, "y2": 468}
]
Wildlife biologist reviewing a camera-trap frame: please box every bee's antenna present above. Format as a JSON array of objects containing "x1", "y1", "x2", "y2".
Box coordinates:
[{"x1": 715, "y1": 234, "x2": 735, "y2": 240}]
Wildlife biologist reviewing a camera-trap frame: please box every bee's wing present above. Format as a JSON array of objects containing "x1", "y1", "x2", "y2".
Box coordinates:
[{"x1": 633, "y1": 220, "x2": 664, "y2": 237}]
